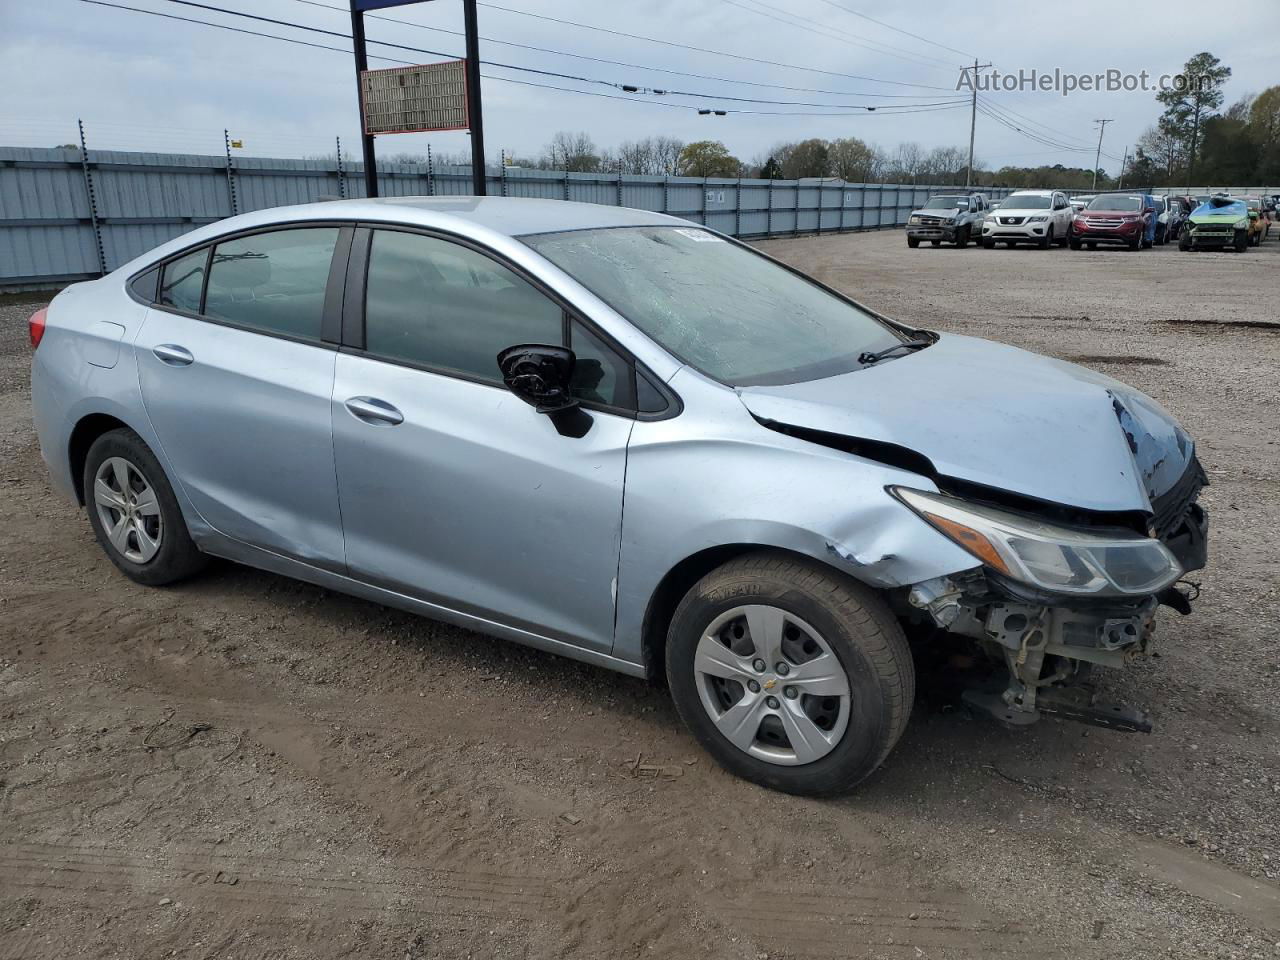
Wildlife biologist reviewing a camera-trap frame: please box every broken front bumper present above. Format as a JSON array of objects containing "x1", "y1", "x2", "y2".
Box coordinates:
[{"x1": 904, "y1": 473, "x2": 1208, "y2": 732}]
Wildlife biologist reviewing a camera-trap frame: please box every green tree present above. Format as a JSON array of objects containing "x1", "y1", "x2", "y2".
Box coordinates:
[
  {"x1": 828, "y1": 137, "x2": 875, "y2": 181},
  {"x1": 759, "y1": 156, "x2": 783, "y2": 179},
  {"x1": 779, "y1": 138, "x2": 830, "y2": 178},
  {"x1": 1156, "y1": 52, "x2": 1231, "y2": 183},
  {"x1": 676, "y1": 140, "x2": 741, "y2": 177}
]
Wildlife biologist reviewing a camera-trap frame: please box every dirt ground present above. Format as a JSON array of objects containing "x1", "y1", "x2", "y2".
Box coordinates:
[{"x1": 2, "y1": 231, "x2": 1278, "y2": 960}]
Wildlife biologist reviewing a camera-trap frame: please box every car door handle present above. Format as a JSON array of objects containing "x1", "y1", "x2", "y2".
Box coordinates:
[
  {"x1": 344, "y1": 396, "x2": 404, "y2": 426},
  {"x1": 153, "y1": 343, "x2": 194, "y2": 366}
]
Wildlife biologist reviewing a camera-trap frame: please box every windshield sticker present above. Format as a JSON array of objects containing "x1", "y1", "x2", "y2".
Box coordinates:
[{"x1": 674, "y1": 228, "x2": 725, "y2": 242}]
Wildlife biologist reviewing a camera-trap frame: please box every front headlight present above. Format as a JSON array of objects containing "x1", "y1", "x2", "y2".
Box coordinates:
[
  {"x1": 891, "y1": 487, "x2": 1182, "y2": 597},
  {"x1": 944, "y1": 217, "x2": 956, "y2": 224},
  {"x1": 984, "y1": 214, "x2": 996, "y2": 222},
  {"x1": 908, "y1": 215, "x2": 921, "y2": 224},
  {"x1": 1235, "y1": 219, "x2": 1249, "y2": 229},
  {"x1": 1027, "y1": 214, "x2": 1048, "y2": 222}
]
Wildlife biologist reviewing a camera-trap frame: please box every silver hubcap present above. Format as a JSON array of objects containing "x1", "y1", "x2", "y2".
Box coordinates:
[
  {"x1": 694, "y1": 605, "x2": 851, "y2": 766},
  {"x1": 93, "y1": 456, "x2": 162, "y2": 564}
]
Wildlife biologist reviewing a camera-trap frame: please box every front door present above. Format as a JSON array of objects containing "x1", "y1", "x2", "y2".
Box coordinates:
[
  {"x1": 135, "y1": 226, "x2": 348, "y2": 568},
  {"x1": 331, "y1": 228, "x2": 636, "y2": 652}
]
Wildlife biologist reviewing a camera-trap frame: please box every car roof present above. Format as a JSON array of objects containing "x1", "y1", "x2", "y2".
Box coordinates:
[
  {"x1": 1006, "y1": 189, "x2": 1056, "y2": 196},
  {"x1": 275, "y1": 196, "x2": 686, "y2": 238}
]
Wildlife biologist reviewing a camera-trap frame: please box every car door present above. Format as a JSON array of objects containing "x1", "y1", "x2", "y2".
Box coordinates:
[
  {"x1": 330, "y1": 227, "x2": 638, "y2": 653},
  {"x1": 135, "y1": 224, "x2": 351, "y2": 568}
]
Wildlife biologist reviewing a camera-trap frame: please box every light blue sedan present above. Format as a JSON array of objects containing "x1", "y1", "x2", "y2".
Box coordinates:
[{"x1": 29, "y1": 198, "x2": 1207, "y2": 794}]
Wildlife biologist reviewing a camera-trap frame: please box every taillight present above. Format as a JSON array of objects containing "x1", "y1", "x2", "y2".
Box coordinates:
[{"x1": 28, "y1": 308, "x2": 47, "y2": 349}]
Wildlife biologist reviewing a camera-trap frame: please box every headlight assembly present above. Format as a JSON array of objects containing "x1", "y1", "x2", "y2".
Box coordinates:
[
  {"x1": 890, "y1": 487, "x2": 1183, "y2": 597},
  {"x1": 909, "y1": 215, "x2": 921, "y2": 224},
  {"x1": 1027, "y1": 215, "x2": 1048, "y2": 222},
  {"x1": 1235, "y1": 219, "x2": 1249, "y2": 229}
]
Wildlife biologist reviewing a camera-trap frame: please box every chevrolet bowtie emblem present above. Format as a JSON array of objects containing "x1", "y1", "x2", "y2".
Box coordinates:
[{"x1": 762, "y1": 678, "x2": 778, "y2": 690}]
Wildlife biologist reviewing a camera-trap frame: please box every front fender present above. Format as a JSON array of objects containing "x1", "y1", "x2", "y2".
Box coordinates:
[{"x1": 611, "y1": 370, "x2": 976, "y2": 664}]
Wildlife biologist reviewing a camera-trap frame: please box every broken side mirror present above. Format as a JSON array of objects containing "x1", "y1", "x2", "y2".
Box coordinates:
[{"x1": 497, "y1": 344, "x2": 579, "y2": 414}]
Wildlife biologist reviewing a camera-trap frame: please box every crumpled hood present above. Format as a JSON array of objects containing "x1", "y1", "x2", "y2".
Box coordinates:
[
  {"x1": 737, "y1": 333, "x2": 1193, "y2": 513},
  {"x1": 912, "y1": 207, "x2": 961, "y2": 217}
]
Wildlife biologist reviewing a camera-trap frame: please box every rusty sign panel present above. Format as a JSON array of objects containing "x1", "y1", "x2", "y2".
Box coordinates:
[{"x1": 360, "y1": 60, "x2": 468, "y2": 135}]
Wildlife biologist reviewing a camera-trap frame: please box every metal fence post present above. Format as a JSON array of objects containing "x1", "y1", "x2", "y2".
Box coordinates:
[
  {"x1": 500, "y1": 149, "x2": 508, "y2": 197},
  {"x1": 77, "y1": 119, "x2": 107, "y2": 277},
  {"x1": 336, "y1": 136, "x2": 346, "y2": 199},
  {"x1": 427, "y1": 145, "x2": 434, "y2": 196},
  {"x1": 734, "y1": 176, "x2": 742, "y2": 237},
  {"x1": 615, "y1": 170, "x2": 623, "y2": 209},
  {"x1": 816, "y1": 178, "x2": 824, "y2": 235},
  {"x1": 663, "y1": 175, "x2": 670, "y2": 214},
  {"x1": 767, "y1": 178, "x2": 774, "y2": 237},
  {"x1": 563, "y1": 167, "x2": 570, "y2": 202},
  {"x1": 223, "y1": 129, "x2": 239, "y2": 216},
  {"x1": 702, "y1": 177, "x2": 708, "y2": 224},
  {"x1": 839, "y1": 180, "x2": 847, "y2": 233}
]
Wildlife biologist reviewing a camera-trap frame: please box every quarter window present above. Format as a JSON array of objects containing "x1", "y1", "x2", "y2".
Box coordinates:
[
  {"x1": 159, "y1": 248, "x2": 208, "y2": 313},
  {"x1": 364, "y1": 230, "x2": 563, "y2": 382},
  {"x1": 204, "y1": 227, "x2": 340, "y2": 340},
  {"x1": 569, "y1": 320, "x2": 633, "y2": 409}
]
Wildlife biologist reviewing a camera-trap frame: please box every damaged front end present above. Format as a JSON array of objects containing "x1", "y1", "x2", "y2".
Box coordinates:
[{"x1": 893, "y1": 459, "x2": 1209, "y2": 733}]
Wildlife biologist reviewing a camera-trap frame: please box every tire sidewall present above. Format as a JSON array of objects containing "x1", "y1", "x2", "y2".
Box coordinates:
[
  {"x1": 83, "y1": 429, "x2": 196, "y2": 586},
  {"x1": 666, "y1": 569, "x2": 897, "y2": 795}
]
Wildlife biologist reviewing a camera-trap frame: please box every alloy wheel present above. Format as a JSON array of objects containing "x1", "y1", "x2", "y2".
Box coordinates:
[
  {"x1": 693, "y1": 605, "x2": 851, "y2": 766},
  {"x1": 93, "y1": 456, "x2": 163, "y2": 563}
]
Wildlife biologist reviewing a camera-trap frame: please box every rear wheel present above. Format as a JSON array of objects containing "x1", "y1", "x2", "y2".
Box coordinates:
[
  {"x1": 930, "y1": 240, "x2": 940, "y2": 247},
  {"x1": 1069, "y1": 237, "x2": 1082, "y2": 250},
  {"x1": 982, "y1": 237, "x2": 995, "y2": 249},
  {"x1": 666, "y1": 552, "x2": 913, "y2": 796},
  {"x1": 83, "y1": 429, "x2": 207, "y2": 586}
]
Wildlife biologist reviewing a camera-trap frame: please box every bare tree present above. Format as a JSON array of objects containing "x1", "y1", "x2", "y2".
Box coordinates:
[{"x1": 542, "y1": 131, "x2": 601, "y2": 172}]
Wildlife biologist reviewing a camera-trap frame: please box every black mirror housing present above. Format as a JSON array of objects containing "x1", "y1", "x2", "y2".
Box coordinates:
[{"x1": 497, "y1": 344, "x2": 579, "y2": 414}]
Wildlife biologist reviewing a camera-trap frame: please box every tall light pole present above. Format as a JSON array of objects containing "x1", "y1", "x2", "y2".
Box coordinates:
[
  {"x1": 1092, "y1": 118, "x2": 1113, "y2": 191},
  {"x1": 961, "y1": 59, "x2": 992, "y2": 188}
]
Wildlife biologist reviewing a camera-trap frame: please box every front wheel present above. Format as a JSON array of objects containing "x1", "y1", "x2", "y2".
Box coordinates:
[
  {"x1": 1179, "y1": 232, "x2": 1192, "y2": 251},
  {"x1": 1234, "y1": 229, "x2": 1249, "y2": 252},
  {"x1": 982, "y1": 237, "x2": 995, "y2": 249},
  {"x1": 1038, "y1": 227, "x2": 1053, "y2": 249},
  {"x1": 955, "y1": 226, "x2": 969, "y2": 249},
  {"x1": 907, "y1": 236, "x2": 920, "y2": 248},
  {"x1": 1069, "y1": 237, "x2": 1082, "y2": 250},
  {"x1": 665, "y1": 552, "x2": 914, "y2": 796},
  {"x1": 83, "y1": 428, "x2": 207, "y2": 586}
]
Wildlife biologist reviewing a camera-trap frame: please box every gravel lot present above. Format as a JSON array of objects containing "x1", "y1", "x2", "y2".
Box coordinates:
[{"x1": 1, "y1": 232, "x2": 1278, "y2": 960}]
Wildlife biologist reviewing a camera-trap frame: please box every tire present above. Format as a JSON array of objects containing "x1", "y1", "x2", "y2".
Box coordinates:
[
  {"x1": 982, "y1": 237, "x2": 995, "y2": 249},
  {"x1": 907, "y1": 237, "x2": 919, "y2": 248},
  {"x1": 1155, "y1": 225, "x2": 1166, "y2": 245},
  {"x1": 83, "y1": 428, "x2": 207, "y2": 586},
  {"x1": 1234, "y1": 230, "x2": 1248, "y2": 253},
  {"x1": 1069, "y1": 238, "x2": 1082, "y2": 250},
  {"x1": 1179, "y1": 232, "x2": 1191, "y2": 251},
  {"x1": 955, "y1": 226, "x2": 969, "y2": 249},
  {"x1": 1087, "y1": 242, "x2": 1097, "y2": 250},
  {"x1": 930, "y1": 240, "x2": 940, "y2": 247},
  {"x1": 1249, "y1": 231, "x2": 1260, "y2": 247},
  {"x1": 1004, "y1": 240, "x2": 1016, "y2": 248},
  {"x1": 1038, "y1": 227, "x2": 1052, "y2": 249},
  {"x1": 665, "y1": 551, "x2": 914, "y2": 796}
]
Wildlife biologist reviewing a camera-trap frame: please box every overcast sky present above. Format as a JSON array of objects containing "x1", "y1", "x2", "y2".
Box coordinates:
[{"x1": 3, "y1": 0, "x2": 1278, "y2": 174}]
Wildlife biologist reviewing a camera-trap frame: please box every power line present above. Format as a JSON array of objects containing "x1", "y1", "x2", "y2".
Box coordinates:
[
  {"x1": 976, "y1": 98, "x2": 1122, "y2": 162},
  {"x1": 809, "y1": 0, "x2": 977, "y2": 60},
  {"x1": 77, "y1": 0, "x2": 970, "y2": 119},
  {"x1": 472, "y1": 0, "x2": 956, "y2": 90},
  {"x1": 287, "y1": 0, "x2": 956, "y2": 99},
  {"x1": 717, "y1": 0, "x2": 958, "y2": 72}
]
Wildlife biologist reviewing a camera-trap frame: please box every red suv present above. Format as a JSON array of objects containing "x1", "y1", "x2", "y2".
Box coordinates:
[{"x1": 1069, "y1": 194, "x2": 1154, "y2": 250}]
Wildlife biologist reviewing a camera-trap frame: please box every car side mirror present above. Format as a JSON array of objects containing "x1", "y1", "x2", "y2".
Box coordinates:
[{"x1": 497, "y1": 344, "x2": 580, "y2": 414}]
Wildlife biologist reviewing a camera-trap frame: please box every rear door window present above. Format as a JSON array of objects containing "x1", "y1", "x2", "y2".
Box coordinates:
[{"x1": 204, "y1": 227, "x2": 340, "y2": 341}]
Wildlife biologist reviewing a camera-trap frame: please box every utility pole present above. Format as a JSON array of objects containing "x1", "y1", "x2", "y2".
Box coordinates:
[
  {"x1": 1092, "y1": 119, "x2": 1113, "y2": 191},
  {"x1": 463, "y1": 0, "x2": 487, "y2": 196},
  {"x1": 961, "y1": 59, "x2": 992, "y2": 188},
  {"x1": 349, "y1": 3, "x2": 378, "y2": 198},
  {"x1": 1117, "y1": 146, "x2": 1129, "y2": 190}
]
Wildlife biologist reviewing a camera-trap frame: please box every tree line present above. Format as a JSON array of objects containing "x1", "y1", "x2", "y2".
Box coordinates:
[
  {"x1": 1128, "y1": 52, "x2": 1279, "y2": 187},
  {"x1": 388, "y1": 51, "x2": 1275, "y2": 190}
]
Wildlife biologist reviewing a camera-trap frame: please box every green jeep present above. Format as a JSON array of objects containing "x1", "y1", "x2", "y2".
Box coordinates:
[{"x1": 1179, "y1": 195, "x2": 1250, "y2": 252}]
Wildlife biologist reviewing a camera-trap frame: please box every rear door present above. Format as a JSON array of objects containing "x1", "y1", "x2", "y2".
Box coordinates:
[
  {"x1": 329, "y1": 227, "x2": 643, "y2": 651},
  {"x1": 135, "y1": 224, "x2": 352, "y2": 568}
]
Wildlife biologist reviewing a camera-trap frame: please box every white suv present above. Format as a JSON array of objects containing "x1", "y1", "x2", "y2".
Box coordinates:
[{"x1": 981, "y1": 190, "x2": 1073, "y2": 248}]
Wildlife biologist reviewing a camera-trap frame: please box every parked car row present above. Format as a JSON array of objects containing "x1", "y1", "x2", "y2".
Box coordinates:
[{"x1": 905, "y1": 189, "x2": 1271, "y2": 253}]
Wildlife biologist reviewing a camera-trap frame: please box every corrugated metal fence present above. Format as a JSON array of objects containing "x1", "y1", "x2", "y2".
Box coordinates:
[{"x1": 0, "y1": 145, "x2": 1020, "y2": 290}]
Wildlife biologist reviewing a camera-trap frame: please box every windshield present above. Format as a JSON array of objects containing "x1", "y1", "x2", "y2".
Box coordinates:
[
  {"x1": 923, "y1": 196, "x2": 967, "y2": 210},
  {"x1": 523, "y1": 226, "x2": 904, "y2": 386},
  {"x1": 1192, "y1": 199, "x2": 1246, "y2": 217},
  {"x1": 1001, "y1": 194, "x2": 1052, "y2": 209},
  {"x1": 1087, "y1": 195, "x2": 1144, "y2": 211}
]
